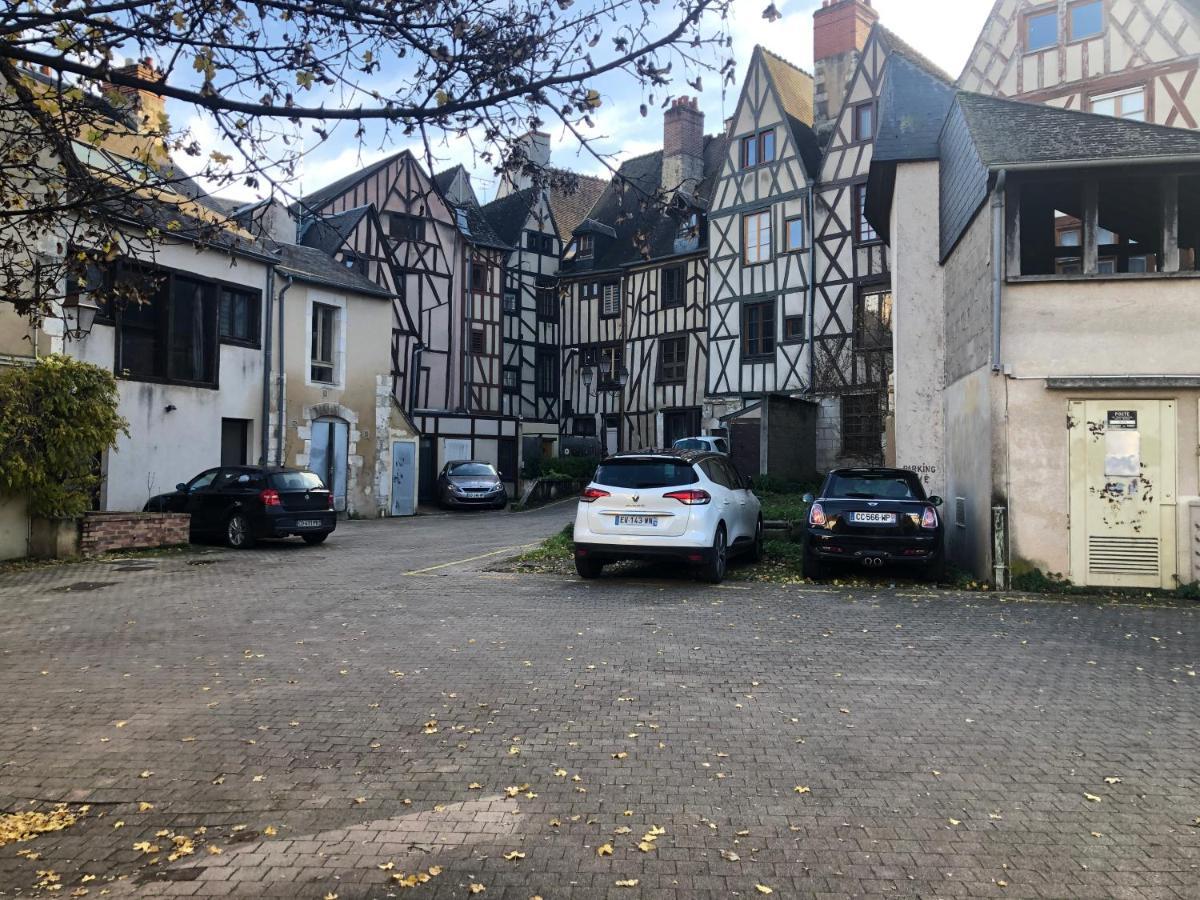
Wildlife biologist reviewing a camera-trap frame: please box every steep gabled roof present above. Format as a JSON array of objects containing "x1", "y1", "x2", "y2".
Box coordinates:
[
  {"x1": 274, "y1": 243, "x2": 394, "y2": 298},
  {"x1": 570, "y1": 132, "x2": 728, "y2": 270},
  {"x1": 874, "y1": 52, "x2": 958, "y2": 164},
  {"x1": 300, "y1": 149, "x2": 407, "y2": 212},
  {"x1": 299, "y1": 205, "x2": 372, "y2": 255},
  {"x1": 877, "y1": 26, "x2": 955, "y2": 86},
  {"x1": 955, "y1": 91, "x2": 1200, "y2": 167},
  {"x1": 546, "y1": 169, "x2": 609, "y2": 241},
  {"x1": 480, "y1": 186, "x2": 538, "y2": 248},
  {"x1": 760, "y1": 47, "x2": 815, "y2": 126}
]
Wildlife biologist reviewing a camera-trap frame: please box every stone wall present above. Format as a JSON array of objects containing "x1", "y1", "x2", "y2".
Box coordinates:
[{"x1": 80, "y1": 512, "x2": 190, "y2": 557}]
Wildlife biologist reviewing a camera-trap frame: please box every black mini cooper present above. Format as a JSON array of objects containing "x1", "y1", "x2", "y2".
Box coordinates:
[
  {"x1": 802, "y1": 468, "x2": 944, "y2": 580},
  {"x1": 145, "y1": 466, "x2": 336, "y2": 548}
]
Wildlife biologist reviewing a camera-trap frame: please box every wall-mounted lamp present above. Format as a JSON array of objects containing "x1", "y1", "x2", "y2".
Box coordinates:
[
  {"x1": 580, "y1": 364, "x2": 628, "y2": 396},
  {"x1": 164, "y1": 404, "x2": 177, "y2": 413},
  {"x1": 62, "y1": 295, "x2": 100, "y2": 340}
]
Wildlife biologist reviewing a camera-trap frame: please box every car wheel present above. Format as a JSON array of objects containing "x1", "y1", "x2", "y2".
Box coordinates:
[
  {"x1": 225, "y1": 513, "x2": 255, "y2": 549},
  {"x1": 302, "y1": 532, "x2": 329, "y2": 545},
  {"x1": 750, "y1": 518, "x2": 765, "y2": 562},
  {"x1": 575, "y1": 556, "x2": 603, "y2": 579},
  {"x1": 700, "y1": 525, "x2": 728, "y2": 585}
]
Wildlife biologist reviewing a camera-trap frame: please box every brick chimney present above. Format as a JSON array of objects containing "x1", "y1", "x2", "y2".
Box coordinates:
[
  {"x1": 662, "y1": 97, "x2": 705, "y2": 195},
  {"x1": 813, "y1": 0, "x2": 878, "y2": 127},
  {"x1": 109, "y1": 58, "x2": 167, "y2": 135}
]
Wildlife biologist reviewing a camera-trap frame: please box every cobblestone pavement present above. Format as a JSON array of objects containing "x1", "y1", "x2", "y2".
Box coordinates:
[{"x1": 0, "y1": 505, "x2": 1198, "y2": 899}]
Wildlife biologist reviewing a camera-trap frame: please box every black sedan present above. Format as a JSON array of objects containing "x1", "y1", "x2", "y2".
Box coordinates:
[
  {"x1": 436, "y1": 460, "x2": 508, "y2": 510},
  {"x1": 145, "y1": 466, "x2": 337, "y2": 549},
  {"x1": 802, "y1": 468, "x2": 944, "y2": 580}
]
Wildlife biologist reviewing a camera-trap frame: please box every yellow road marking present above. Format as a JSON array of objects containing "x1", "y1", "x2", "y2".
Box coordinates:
[{"x1": 405, "y1": 543, "x2": 540, "y2": 576}]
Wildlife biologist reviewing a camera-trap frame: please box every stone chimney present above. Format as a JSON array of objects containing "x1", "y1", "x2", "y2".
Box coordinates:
[
  {"x1": 662, "y1": 97, "x2": 705, "y2": 196},
  {"x1": 109, "y1": 58, "x2": 167, "y2": 134},
  {"x1": 497, "y1": 131, "x2": 552, "y2": 199},
  {"x1": 813, "y1": 0, "x2": 878, "y2": 127}
]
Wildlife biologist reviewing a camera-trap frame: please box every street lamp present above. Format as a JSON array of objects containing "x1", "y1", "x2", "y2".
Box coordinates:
[
  {"x1": 62, "y1": 295, "x2": 100, "y2": 340},
  {"x1": 581, "y1": 365, "x2": 594, "y2": 389}
]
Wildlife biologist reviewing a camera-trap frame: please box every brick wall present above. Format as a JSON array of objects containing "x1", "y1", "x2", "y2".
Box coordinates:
[{"x1": 80, "y1": 512, "x2": 190, "y2": 557}]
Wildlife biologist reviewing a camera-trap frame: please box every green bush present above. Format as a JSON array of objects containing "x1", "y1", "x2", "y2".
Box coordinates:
[
  {"x1": 751, "y1": 474, "x2": 815, "y2": 495},
  {"x1": 0, "y1": 354, "x2": 128, "y2": 518},
  {"x1": 540, "y1": 456, "x2": 598, "y2": 482}
]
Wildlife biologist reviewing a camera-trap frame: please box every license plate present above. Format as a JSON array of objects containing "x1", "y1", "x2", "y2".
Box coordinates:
[
  {"x1": 296, "y1": 519, "x2": 322, "y2": 528},
  {"x1": 852, "y1": 511, "x2": 896, "y2": 524},
  {"x1": 615, "y1": 515, "x2": 659, "y2": 527}
]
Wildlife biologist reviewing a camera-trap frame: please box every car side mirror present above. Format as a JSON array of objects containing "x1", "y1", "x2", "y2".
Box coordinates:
[
  {"x1": 802, "y1": 493, "x2": 815, "y2": 504},
  {"x1": 929, "y1": 495, "x2": 944, "y2": 507},
  {"x1": 743, "y1": 475, "x2": 753, "y2": 490},
  {"x1": 176, "y1": 483, "x2": 188, "y2": 492}
]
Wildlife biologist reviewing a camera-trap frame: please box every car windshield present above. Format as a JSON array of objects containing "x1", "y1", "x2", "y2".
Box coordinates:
[
  {"x1": 270, "y1": 471, "x2": 326, "y2": 491},
  {"x1": 673, "y1": 439, "x2": 708, "y2": 451},
  {"x1": 826, "y1": 473, "x2": 924, "y2": 501},
  {"x1": 448, "y1": 463, "x2": 497, "y2": 478},
  {"x1": 593, "y1": 459, "x2": 699, "y2": 489}
]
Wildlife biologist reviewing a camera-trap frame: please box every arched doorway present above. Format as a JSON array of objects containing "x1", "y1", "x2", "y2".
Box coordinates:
[{"x1": 309, "y1": 417, "x2": 349, "y2": 512}]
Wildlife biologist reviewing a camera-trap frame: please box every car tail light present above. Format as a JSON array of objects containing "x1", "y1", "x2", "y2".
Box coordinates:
[
  {"x1": 580, "y1": 487, "x2": 610, "y2": 503},
  {"x1": 920, "y1": 506, "x2": 938, "y2": 529},
  {"x1": 808, "y1": 502, "x2": 827, "y2": 527},
  {"x1": 327, "y1": 492, "x2": 335, "y2": 509},
  {"x1": 259, "y1": 488, "x2": 281, "y2": 507},
  {"x1": 663, "y1": 489, "x2": 711, "y2": 505}
]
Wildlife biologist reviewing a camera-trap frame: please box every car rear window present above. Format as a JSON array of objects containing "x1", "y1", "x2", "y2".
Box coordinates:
[
  {"x1": 593, "y1": 459, "x2": 699, "y2": 489},
  {"x1": 448, "y1": 463, "x2": 497, "y2": 477},
  {"x1": 270, "y1": 471, "x2": 326, "y2": 491},
  {"x1": 673, "y1": 439, "x2": 707, "y2": 451},
  {"x1": 826, "y1": 473, "x2": 924, "y2": 501}
]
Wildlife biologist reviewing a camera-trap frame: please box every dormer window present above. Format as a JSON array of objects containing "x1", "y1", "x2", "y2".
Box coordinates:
[
  {"x1": 577, "y1": 233, "x2": 594, "y2": 259},
  {"x1": 678, "y1": 211, "x2": 699, "y2": 239}
]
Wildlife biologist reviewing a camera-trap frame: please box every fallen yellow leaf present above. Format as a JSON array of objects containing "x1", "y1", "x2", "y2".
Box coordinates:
[
  {"x1": 503, "y1": 850, "x2": 526, "y2": 861},
  {"x1": 756, "y1": 886, "x2": 773, "y2": 895},
  {"x1": 597, "y1": 843, "x2": 614, "y2": 857},
  {"x1": 793, "y1": 785, "x2": 811, "y2": 794},
  {"x1": 1084, "y1": 793, "x2": 1103, "y2": 803},
  {"x1": 468, "y1": 885, "x2": 486, "y2": 895},
  {"x1": 615, "y1": 879, "x2": 639, "y2": 887}
]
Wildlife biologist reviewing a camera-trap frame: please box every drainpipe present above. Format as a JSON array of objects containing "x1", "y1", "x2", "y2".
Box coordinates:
[
  {"x1": 462, "y1": 254, "x2": 472, "y2": 412},
  {"x1": 991, "y1": 170, "x2": 1007, "y2": 372},
  {"x1": 275, "y1": 274, "x2": 293, "y2": 465},
  {"x1": 806, "y1": 188, "x2": 817, "y2": 391},
  {"x1": 259, "y1": 264, "x2": 275, "y2": 464}
]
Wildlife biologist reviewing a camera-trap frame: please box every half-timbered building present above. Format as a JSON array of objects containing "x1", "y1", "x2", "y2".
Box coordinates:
[
  {"x1": 811, "y1": 16, "x2": 954, "y2": 469},
  {"x1": 480, "y1": 160, "x2": 606, "y2": 464},
  {"x1": 706, "y1": 47, "x2": 824, "y2": 478},
  {"x1": 559, "y1": 98, "x2": 724, "y2": 454},
  {"x1": 298, "y1": 151, "x2": 522, "y2": 499},
  {"x1": 959, "y1": 0, "x2": 1200, "y2": 128}
]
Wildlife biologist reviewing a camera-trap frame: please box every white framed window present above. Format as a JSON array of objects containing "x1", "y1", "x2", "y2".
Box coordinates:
[
  {"x1": 742, "y1": 210, "x2": 772, "y2": 265},
  {"x1": 307, "y1": 294, "x2": 347, "y2": 387},
  {"x1": 1090, "y1": 86, "x2": 1145, "y2": 121}
]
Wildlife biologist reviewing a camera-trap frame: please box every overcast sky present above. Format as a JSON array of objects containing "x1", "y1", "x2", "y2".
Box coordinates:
[{"x1": 180, "y1": 0, "x2": 997, "y2": 205}]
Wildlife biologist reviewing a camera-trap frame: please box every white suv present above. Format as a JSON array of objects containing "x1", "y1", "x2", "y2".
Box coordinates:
[{"x1": 572, "y1": 451, "x2": 763, "y2": 583}]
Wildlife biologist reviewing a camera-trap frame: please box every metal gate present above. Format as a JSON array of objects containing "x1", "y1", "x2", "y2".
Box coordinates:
[{"x1": 1068, "y1": 399, "x2": 1176, "y2": 588}]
